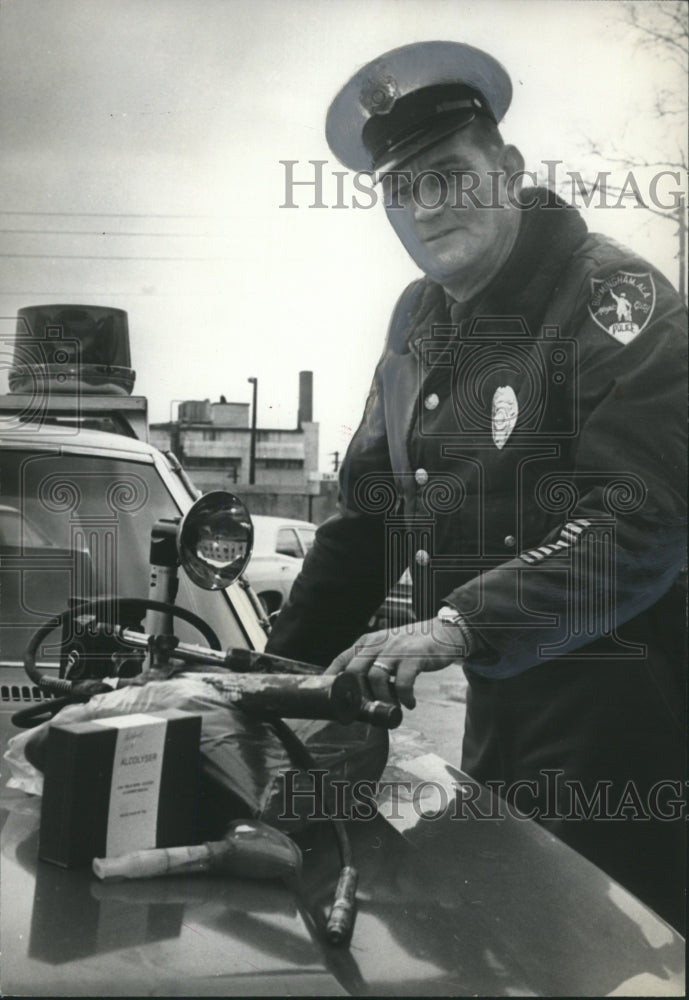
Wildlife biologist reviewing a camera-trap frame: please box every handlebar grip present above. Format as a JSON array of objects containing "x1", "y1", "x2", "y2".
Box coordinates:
[{"x1": 357, "y1": 699, "x2": 402, "y2": 729}]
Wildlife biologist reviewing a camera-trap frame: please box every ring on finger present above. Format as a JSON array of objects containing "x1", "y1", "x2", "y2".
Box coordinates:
[{"x1": 372, "y1": 660, "x2": 396, "y2": 679}]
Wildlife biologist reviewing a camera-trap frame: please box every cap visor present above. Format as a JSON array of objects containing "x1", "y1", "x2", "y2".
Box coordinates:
[{"x1": 374, "y1": 110, "x2": 476, "y2": 179}]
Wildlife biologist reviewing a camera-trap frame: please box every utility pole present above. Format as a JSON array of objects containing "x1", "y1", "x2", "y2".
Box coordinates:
[
  {"x1": 247, "y1": 377, "x2": 257, "y2": 485},
  {"x1": 678, "y1": 196, "x2": 686, "y2": 306},
  {"x1": 330, "y1": 450, "x2": 340, "y2": 472}
]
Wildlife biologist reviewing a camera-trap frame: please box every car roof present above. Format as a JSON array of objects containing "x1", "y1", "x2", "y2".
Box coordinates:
[
  {"x1": 251, "y1": 515, "x2": 317, "y2": 529},
  {"x1": 250, "y1": 515, "x2": 317, "y2": 556},
  {"x1": 0, "y1": 421, "x2": 159, "y2": 458}
]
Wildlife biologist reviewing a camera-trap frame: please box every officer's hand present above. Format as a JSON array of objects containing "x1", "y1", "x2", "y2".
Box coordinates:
[{"x1": 324, "y1": 619, "x2": 466, "y2": 710}]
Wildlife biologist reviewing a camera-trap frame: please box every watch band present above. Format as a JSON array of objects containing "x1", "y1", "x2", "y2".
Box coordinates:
[{"x1": 437, "y1": 605, "x2": 473, "y2": 656}]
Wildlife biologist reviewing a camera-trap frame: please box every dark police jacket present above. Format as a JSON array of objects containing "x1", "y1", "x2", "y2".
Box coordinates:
[
  {"x1": 267, "y1": 188, "x2": 687, "y2": 923},
  {"x1": 268, "y1": 188, "x2": 686, "y2": 682}
]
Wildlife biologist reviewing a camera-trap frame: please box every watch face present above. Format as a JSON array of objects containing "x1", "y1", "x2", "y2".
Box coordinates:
[{"x1": 438, "y1": 607, "x2": 462, "y2": 624}]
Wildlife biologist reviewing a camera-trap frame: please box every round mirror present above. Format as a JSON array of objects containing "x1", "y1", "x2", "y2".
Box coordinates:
[{"x1": 177, "y1": 491, "x2": 253, "y2": 590}]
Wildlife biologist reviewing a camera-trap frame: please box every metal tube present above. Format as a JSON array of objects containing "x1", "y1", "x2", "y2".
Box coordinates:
[
  {"x1": 110, "y1": 629, "x2": 402, "y2": 727},
  {"x1": 199, "y1": 672, "x2": 362, "y2": 723},
  {"x1": 110, "y1": 626, "x2": 229, "y2": 665}
]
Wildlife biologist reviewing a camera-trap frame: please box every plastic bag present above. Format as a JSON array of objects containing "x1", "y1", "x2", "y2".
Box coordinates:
[
  {"x1": 4, "y1": 725, "x2": 46, "y2": 796},
  {"x1": 13, "y1": 673, "x2": 388, "y2": 836}
]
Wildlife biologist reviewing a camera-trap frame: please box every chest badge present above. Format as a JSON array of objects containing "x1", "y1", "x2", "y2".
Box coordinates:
[{"x1": 492, "y1": 386, "x2": 518, "y2": 449}]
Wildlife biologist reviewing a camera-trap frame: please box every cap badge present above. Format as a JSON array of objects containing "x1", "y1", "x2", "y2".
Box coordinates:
[
  {"x1": 492, "y1": 385, "x2": 518, "y2": 449},
  {"x1": 359, "y1": 75, "x2": 399, "y2": 116},
  {"x1": 588, "y1": 271, "x2": 656, "y2": 345}
]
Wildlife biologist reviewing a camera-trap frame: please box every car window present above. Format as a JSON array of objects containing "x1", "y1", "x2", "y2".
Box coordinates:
[
  {"x1": 275, "y1": 527, "x2": 302, "y2": 558},
  {"x1": 0, "y1": 507, "x2": 51, "y2": 547},
  {"x1": 297, "y1": 526, "x2": 316, "y2": 553},
  {"x1": 0, "y1": 449, "x2": 249, "y2": 664}
]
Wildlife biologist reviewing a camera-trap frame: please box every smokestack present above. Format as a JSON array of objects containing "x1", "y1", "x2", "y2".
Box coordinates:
[{"x1": 298, "y1": 370, "x2": 313, "y2": 428}]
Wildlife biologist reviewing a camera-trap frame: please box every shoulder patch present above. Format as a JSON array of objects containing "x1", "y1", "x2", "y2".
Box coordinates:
[{"x1": 588, "y1": 271, "x2": 656, "y2": 345}]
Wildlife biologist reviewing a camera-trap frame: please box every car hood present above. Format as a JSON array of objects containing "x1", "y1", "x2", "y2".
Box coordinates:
[{"x1": 1, "y1": 753, "x2": 684, "y2": 997}]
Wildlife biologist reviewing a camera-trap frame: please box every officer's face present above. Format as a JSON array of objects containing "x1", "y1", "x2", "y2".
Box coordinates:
[{"x1": 382, "y1": 129, "x2": 523, "y2": 296}]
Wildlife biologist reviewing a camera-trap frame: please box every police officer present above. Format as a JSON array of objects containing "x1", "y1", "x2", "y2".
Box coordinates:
[{"x1": 266, "y1": 42, "x2": 687, "y2": 931}]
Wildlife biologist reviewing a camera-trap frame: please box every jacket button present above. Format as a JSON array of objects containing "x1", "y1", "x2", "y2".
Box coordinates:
[
  {"x1": 424, "y1": 393, "x2": 440, "y2": 410},
  {"x1": 415, "y1": 549, "x2": 430, "y2": 566},
  {"x1": 414, "y1": 468, "x2": 429, "y2": 485},
  {"x1": 504, "y1": 535, "x2": 516, "y2": 548}
]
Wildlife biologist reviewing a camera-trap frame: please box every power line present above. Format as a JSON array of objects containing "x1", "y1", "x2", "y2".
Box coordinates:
[
  {"x1": 0, "y1": 290, "x2": 225, "y2": 297},
  {"x1": 0, "y1": 253, "x2": 231, "y2": 260},
  {"x1": 0, "y1": 210, "x2": 237, "y2": 219},
  {"x1": 0, "y1": 229, "x2": 229, "y2": 237}
]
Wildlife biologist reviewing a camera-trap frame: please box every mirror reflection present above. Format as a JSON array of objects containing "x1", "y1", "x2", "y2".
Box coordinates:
[{"x1": 178, "y1": 491, "x2": 253, "y2": 590}]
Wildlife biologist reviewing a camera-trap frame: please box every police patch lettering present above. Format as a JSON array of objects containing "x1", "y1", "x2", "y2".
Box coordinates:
[{"x1": 588, "y1": 271, "x2": 656, "y2": 345}]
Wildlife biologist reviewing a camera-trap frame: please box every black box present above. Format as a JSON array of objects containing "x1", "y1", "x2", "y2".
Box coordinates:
[{"x1": 39, "y1": 709, "x2": 201, "y2": 868}]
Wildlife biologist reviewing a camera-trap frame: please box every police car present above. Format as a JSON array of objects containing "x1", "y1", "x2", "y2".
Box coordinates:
[{"x1": 0, "y1": 306, "x2": 684, "y2": 996}]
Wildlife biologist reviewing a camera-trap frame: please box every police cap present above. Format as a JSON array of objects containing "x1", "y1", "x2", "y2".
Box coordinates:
[{"x1": 326, "y1": 41, "x2": 512, "y2": 174}]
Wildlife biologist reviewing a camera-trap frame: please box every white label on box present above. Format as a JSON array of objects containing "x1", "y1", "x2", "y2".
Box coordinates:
[{"x1": 93, "y1": 714, "x2": 168, "y2": 857}]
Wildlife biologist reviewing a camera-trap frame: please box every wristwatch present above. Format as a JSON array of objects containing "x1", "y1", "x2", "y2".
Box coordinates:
[{"x1": 437, "y1": 604, "x2": 473, "y2": 657}]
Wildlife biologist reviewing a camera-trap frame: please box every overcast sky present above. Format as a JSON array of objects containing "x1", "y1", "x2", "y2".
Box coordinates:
[{"x1": 0, "y1": 0, "x2": 686, "y2": 469}]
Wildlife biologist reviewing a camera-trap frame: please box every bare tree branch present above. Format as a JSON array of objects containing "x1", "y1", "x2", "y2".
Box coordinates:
[
  {"x1": 581, "y1": 142, "x2": 687, "y2": 172},
  {"x1": 625, "y1": 1, "x2": 689, "y2": 59},
  {"x1": 572, "y1": 2, "x2": 688, "y2": 299}
]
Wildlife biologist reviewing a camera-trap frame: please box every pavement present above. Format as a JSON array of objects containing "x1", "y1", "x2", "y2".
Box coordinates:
[{"x1": 388, "y1": 662, "x2": 467, "y2": 770}]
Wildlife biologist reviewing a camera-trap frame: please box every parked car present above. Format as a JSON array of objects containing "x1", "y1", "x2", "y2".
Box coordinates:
[
  {"x1": 0, "y1": 306, "x2": 684, "y2": 997},
  {"x1": 0, "y1": 424, "x2": 265, "y2": 686},
  {"x1": 247, "y1": 515, "x2": 415, "y2": 629},
  {"x1": 245, "y1": 515, "x2": 317, "y2": 615}
]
